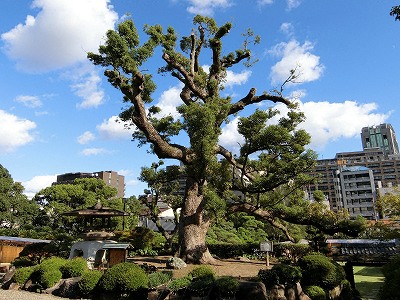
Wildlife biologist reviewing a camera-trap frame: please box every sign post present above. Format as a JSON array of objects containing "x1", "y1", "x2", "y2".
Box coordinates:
[{"x1": 260, "y1": 241, "x2": 273, "y2": 267}]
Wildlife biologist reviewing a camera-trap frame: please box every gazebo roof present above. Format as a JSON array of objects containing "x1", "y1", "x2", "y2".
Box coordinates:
[{"x1": 62, "y1": 201, "x2": 129, "y2": 217}]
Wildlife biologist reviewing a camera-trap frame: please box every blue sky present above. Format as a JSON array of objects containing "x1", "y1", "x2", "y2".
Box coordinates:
[{"x1": 1, "y1": 0, "x2": 400, "y2": 199}]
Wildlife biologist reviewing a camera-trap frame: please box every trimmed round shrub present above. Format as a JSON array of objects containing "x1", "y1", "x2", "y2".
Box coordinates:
[
  {"x1": 167, "y1": 277, "x2": 191, "y2": 292},
  {"x1": 258, "y1": 269, "x2": 279, "y2": 288},
  {"x1": 60, "y1": 257, "x2": 88, "y2": 278},
  {"x1": 77, "y1": 270, "x2": 102, "y2": 297},
  {"x1": 215, "y1": 276, "x2": 240, "y2": 297},
  {"x1": 304, "y1": 285, "x2": 326, "y2": 300},
  {"x1": 188, "y1": 277, "x2": 214, "y2": 297},
  {"x1": 98, "y1": 262, "x2": 148, "y2": 294},
  {"x1": 298, "y1": 254, "x2": 345, "y2": 289},
  {"x1": 31, "y1": 257, "x2": 67, "y2": 289},
  {"x1": 39, "y1": 268, "x2": 63, "y2": 289},
  {"x1": 148, "y1": 271, "x2": 173, "y2": 289},
  {"x1": 38, "y1": 257, "x2": 67, "y2": 270},
  {"x1": 13, "y1": 266, "x2": 35, "y2": 285},
  {"x1": 188, "y1": 265, "x2": 215, "y2": 281},
  {"x1": 258, "y1": 263, "x2": 302, "y2": 288}
]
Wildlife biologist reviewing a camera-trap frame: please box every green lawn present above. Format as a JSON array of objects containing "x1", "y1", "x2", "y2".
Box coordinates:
[{"x1": 353, "y1": 266, "x2": 385, "y2": 300}]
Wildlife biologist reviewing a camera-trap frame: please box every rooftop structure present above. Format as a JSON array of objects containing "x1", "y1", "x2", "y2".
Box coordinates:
[
  {"x1": 361, "y1": 123, "x2": 399, "y2": 156},
  {"x1": 55, "y1": 170, "x2": 125, "y2": 198}
]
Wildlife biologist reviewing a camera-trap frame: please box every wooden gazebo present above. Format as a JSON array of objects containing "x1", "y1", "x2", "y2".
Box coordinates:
[{"x1": 62, "y1": 201, "x2": 129, "y2": 236}]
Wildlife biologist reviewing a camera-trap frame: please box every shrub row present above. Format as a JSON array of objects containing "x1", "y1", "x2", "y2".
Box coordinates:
[{"x1": 258, "y1": 253, "x2": 354, "y2": 300}]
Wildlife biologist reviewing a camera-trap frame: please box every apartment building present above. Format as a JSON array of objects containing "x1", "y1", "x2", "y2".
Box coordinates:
[
  {"x1": 334, "y1": 166, "x2": 377, "y2": 219},
  {"x1": 56, "y1": 171, "x2": 125, "y2": 198},
  {"x1": 307, "y1": 124, "x2": 400, "y2": 219}
]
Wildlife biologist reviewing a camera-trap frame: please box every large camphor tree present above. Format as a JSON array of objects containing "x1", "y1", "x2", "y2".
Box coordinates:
[{"x1": 88, "y1": 15, "x2": 362, "y2": 264}]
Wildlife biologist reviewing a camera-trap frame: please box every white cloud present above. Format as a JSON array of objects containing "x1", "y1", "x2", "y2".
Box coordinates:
[
  {"x1": 22, "y1": 174, "x2": 56, "y2": 199},
  {"x1": 15, "y1": 95, "x2": 42, "y2": 108},
  {"x1": 217, "y1": 97, "x2": 390, "y2": 155},
  {"x1": 186, "y1": 0, "x2": 233, "y2": 15},
  {"x1": 272, "y1": 100, "x2": 391, "y2": 151},
  {"x1": 257, "y1": 0, "x2": 301, "y2": 9},
  {"x1": 257, "y1": 0, "x2": 274, "y2": 5},
  {"x1": 219, "y1": 117, "x2": 244, "y2": 151},
  {"x1": 155, "y1": 85, "x2": 183, "y2": 119},
  {"x1": 80, "y1": 148, "x2": 109, "y2": 156},
  {"x1": 269, "y1": 39, "x2": 324, "y2": 86},
  {"x1": 97, "y1": 116, "x2": 134, "y2": 140},
  {"x1": 77, "y1": 131, "x2": 95, "y2": 145},
  {"x1": 287, "y1": 0, "x2": 302, "y2": 10},
  {"x1": 225, "y1": 70, "x2": 252, "y2": 88},
  {"x1": 72, "y1": 66, "x2": 105, "y2": 109},
  {"x1": 117, "y1": 169, "x2": 132, "y2": 177},
  {"x1": 280, "y1": 22, "x2": 294, "y2": 37},
  {"x1": 0, "y1": 110, "x2": 36, "y2": 153},
  {"x1": 1, "y1": 0, "x2": 118, "y2": 72}
]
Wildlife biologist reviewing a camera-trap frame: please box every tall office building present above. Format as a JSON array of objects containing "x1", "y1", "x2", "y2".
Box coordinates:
[
  {"x1": 56, "y1": 171, "x2": 125, "y2": 198},
  {"x1": 361, "y1": 123, "x2": 399, "y2": 156}
]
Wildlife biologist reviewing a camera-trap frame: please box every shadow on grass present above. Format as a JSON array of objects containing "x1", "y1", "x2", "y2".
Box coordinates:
[
  {"x1": 356, "y1": 281, "x2": 383, "y2": 300},
  {"x1": 354, "y1": 266, "x2": 384, "y2": 300}
]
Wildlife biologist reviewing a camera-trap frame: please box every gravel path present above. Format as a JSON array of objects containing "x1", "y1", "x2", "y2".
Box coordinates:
[{"x1": 0, "y1": 290, "x2": 70, "y2": 300}]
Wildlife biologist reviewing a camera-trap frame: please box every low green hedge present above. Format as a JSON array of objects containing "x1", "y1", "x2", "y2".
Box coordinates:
[
  {"x1": 31, "y1": 257, "x2": 67, "y2": 289},
  {"x1": 148, "y1": 271, "x2": 173, "y2": 289},
  {"x1": 77, "y1": 270, "x2": 102, "y2": 297},
  {"x1": 13, "y1": 266, "x2": 35, "y2": 285},
  {"x1": 258, "y1": 263, "x2": 302, "y2": 288},
  {"x1": 215, "y1": 276, "x2": 240, "y2": 297},
  {"x1": 60, "y1": 257, "x2": 88, "y2": 278},
  {"x1": 97, "y1": 262, "x2": 148, "y2": 294},
  {"x1": 304, "y1": 285, "x2": 326, "y2": 300},
  {"x1": 188, "y1": 265, "x2": 215, "y2": 281},
  {"x1": 298, "y1": 253, "x2": 345, "y2": 289},
  {"x1": 167, "y1": 277, "x2": 191, "y2": 292}
]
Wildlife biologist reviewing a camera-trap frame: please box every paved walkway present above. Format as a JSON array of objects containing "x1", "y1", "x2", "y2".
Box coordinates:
[{"x1": 0, "y1": 290, "x2": 71, "y2": 299}]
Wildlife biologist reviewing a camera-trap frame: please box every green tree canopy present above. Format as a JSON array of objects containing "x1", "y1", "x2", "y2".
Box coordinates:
[
  {"x1": 0, "y1": 164, "x2": 40, "y2": 229},
  {"x1": 138, "y1": 160, "x2": 183, "y2": 250},
  {"x1": 377, "y1": 191, "x2": 400, "y2": 219},
  {"x1": 32, "y1": 178, "x2": 133, "y2": 234},
  {"x1": 390, "y1": 5, "x2": 400, "y2": 21}
]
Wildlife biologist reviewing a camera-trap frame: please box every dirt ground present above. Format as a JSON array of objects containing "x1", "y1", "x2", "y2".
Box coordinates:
[{"x1": 130, "y1": 256, "x2": 273, "y2": 279}]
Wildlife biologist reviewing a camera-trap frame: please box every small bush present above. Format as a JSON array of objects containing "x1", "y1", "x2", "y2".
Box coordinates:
[
  {"x1": 38, "y1": 257, "x2": 67, "y2": 271},
  {"x1": 188, "y1": 278, "x2": 214, "y2": 297},
  {"x1": 13, "y1": 266, "x2": 35, "y2": 285},
  {"x1": 304, "y1": 285, "x2": 326, "y2": 300},
  {"x1": 60, "y1": 257, "x2": 88, "y2": 278},
  {"x1": 258, "y1": 269, "x2": 279, "y2": 288},
  {"x1": 258, "y1": 264, "x2": 302, "y2": 288},
  {"x1": 77, "y1": 270, "x2": 102, "y2": 297},
  {"x1": 31, "y1": 257, "x2": 67, "y2": 289},
  {"x1": 298, "y1": 254, "x2": 345, "y2": 289},
  {"x1": 188, "y1": 265, "x2": 215, "y2": 281},
  {"x1": 167, "y1": 277, "x2": 191, "y2": 292},
  {"x1": 148, "y1": 271, "x2": 173, "y2": 289},
  {"x1": 97, "y1": 262, "x2": 148, "y2": 294},
  {"x1": 215, "y1": 276, "x2": 240, "y2": 297},
  {"x1": 39, "y1": 268, "x2": 63, "y2": 289}
]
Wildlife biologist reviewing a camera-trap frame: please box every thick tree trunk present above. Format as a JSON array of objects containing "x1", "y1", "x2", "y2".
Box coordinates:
[{"x1": 177, "y1": 177, "x2": 216, "y2": 264}]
